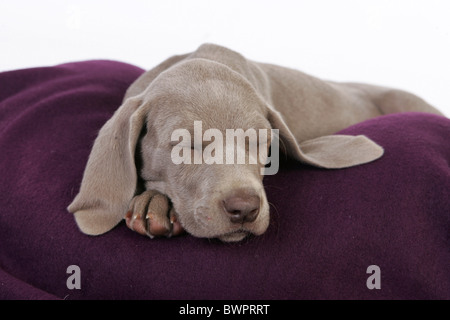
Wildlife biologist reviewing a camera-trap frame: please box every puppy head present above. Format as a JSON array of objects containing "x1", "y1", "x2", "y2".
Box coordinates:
[{"x1": 137, "y1": 61, "x2": 274, "y2": 241}]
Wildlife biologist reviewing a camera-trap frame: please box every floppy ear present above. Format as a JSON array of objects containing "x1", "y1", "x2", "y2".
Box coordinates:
[
  {"x1": 267, "y1": 108, "x2": 384, "y2": 169},
  {"x1": 67, "y1": 96, "x2": 148, "y2": 235}
]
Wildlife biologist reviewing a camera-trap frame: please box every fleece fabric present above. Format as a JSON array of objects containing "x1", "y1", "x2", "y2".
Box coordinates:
[{"x1": 0, "y1": 61, "x2": 449, "y2": 299}]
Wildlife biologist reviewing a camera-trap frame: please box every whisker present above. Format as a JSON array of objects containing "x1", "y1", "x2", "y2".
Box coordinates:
[
  {"x1": 276, "y1": 138, "x2": 289, "y2": 161},
  {"x1": 263, "y1": 183, "x2": 284, "y2": 191},
  {"x1": 268, "y1": 201, "x2": 281, "y2": 238},
  {"x1": 268, "y1": 201, "x2": 279, "y2": 218}
]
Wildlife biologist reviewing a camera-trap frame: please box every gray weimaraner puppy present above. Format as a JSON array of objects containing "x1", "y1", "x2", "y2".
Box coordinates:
[{"x1": 68, "y1": 43, "x2": 443, "y2": 242}]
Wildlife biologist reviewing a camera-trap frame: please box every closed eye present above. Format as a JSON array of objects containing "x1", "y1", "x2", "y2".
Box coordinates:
[{"x1": 169, "y1": 140, "x2": 208, "y2": 150}]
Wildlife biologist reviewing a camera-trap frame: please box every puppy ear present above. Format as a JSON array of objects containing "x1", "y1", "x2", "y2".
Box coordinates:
[
  {"x1": 267, "y1": 108, "x2": 383, "y2": 169},
  {"x1": 297, "y1": 135, "x2": 384, "y2": 168},
  {"x1": 67, "y1": 96, "x2": 148, "y2": 235}
]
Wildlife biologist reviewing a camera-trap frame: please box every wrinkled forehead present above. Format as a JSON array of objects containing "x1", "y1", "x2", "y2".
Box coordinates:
[
  {"x1": 146, "y1": 88, "x2": 271, "y2": 143},
  {"x1": 149, "y1": 111, "x2": 271, "y2": 147}
]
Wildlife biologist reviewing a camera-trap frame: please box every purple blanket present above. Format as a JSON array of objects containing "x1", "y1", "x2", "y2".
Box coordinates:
[{"x1": 0, "y1": 61, "x2": 449, "y2": 299}]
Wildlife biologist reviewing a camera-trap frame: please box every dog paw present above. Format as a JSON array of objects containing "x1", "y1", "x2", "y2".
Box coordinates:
[{"x1": 125, "y1": 190, "x2": 184, "y2": 238}]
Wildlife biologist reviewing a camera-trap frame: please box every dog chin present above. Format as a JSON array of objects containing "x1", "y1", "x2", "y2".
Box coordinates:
[{"x1": 217, "y1": 230, "x2": 249, "y2": 242}]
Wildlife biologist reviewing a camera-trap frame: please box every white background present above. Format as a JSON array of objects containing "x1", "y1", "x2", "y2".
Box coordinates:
[{"x1": 1, "y1": 0, "x2": 449, "y2": 116}]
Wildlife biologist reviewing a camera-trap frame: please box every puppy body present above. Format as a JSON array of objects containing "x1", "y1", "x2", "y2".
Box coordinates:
[
  {"x1": 68, "y1": 44, "x2": 443, "y2": 241},
  {"x1": 126, "y1": 44, "x2": 441, "y2": 141}
]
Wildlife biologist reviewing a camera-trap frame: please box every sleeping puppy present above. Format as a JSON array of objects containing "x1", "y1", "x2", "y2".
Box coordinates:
[{"x1": 68, "y1": 43, "x2": 443, "y2": 242}]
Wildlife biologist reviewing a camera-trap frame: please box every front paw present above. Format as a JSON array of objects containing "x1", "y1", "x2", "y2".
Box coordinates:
[{"x1": 125, "y1": 190, "x2": 184, "y2": 238}]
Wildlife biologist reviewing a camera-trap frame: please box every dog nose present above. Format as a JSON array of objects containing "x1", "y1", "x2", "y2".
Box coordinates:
[{"x1": 223, "y1": 192, "x2": 260, "y2": 224}]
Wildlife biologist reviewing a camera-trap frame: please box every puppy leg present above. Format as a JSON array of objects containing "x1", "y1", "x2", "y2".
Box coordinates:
[
  {"x1": 376, "y1": 89, "x2": 444, "y2": 116},
  {"x1": 125, "y1": 190, "x2": 184, "y2": 238},
  {"x1": 342, "y1": 83, "x2": 444, "y2": 116}
]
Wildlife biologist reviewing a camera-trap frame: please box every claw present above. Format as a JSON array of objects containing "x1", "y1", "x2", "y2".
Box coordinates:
[
  {"x1": 145, "y1": 230, "x2": 155, "y2": 239},
  {"x1": 169, "y1": 208, "x2": 185, "y2": 236}
]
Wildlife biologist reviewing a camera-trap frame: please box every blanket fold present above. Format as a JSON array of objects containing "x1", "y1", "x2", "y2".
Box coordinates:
[{"x1": 0, "y1": 61, "x2": 448, "y2": 299}]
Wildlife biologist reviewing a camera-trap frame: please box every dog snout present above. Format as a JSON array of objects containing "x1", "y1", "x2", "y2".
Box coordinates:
[{"x1": 222, "y1": 190, "x2": 260, "y2": 224}]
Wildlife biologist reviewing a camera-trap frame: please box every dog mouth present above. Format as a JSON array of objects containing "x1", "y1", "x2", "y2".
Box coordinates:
[
  {"x1": 217, "y1": 230, "x2": 250, "y2": 242},
  {"x1": 187, "y1": 198, "x2": 269, "y2": 242}
]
